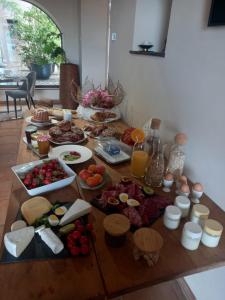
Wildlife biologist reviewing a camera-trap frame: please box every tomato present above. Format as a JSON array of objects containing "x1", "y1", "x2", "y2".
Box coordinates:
[
  {"x1": 86, "y1": 176, "x2": 99, "y2": 187},
  {"x1": 95, "y1": 165, "x2": 105, "y2": 175},
  {"x1": 79, "y1": 169, "x2": 91, "y2": 181}
]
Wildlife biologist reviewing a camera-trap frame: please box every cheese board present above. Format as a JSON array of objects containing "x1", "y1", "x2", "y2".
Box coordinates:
[{"x1": 1, "y1": 199, "x2": 93, "y2": 263}]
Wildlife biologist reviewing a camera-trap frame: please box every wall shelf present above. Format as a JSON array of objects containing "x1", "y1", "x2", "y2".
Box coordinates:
[{"x1": 129, "y1": 50, "x2": 165, "y2": 58}]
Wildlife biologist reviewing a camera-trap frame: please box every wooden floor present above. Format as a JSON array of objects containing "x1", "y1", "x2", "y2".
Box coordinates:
[{"x1": 0, "y1": 116, "x2": 195, "y2": 300}]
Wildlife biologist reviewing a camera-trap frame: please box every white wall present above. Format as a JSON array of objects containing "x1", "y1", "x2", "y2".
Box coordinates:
[
  {"x1": 132, "y1": 0, "x2": 172, "y2": 52},
  {"x1": 109, "y1": 0, "x2": 225, "y2": 298},
  {"x1": 80, "y1": 0, "x2": 108, "y2": 86}
]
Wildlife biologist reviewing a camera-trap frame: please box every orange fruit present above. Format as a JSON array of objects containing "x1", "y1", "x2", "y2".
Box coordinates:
[
  {"x1": 88, "y1": 164, "x2": 97, "y2": 174},
  {"x1": 86, "y1": 176, "x2": 99, "y2": 187},
  {"x1": 93, "y1": 173, "x2": 103, "y2": 184},
  {"x1": 131, "y1": 128, "x2": 145, "y2": 143}
]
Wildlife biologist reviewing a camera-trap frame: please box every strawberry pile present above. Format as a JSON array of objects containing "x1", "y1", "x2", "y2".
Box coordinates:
[
  {"x1": 66, "y1": 219, "x2": 94, "y2": 256},
  {"x1": 21, "y1": 159, "x2": 68, "y2": 190}
]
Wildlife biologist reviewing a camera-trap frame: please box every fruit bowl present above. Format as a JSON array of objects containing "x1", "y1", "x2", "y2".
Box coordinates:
[
  {"x1": 78, "y1": 164, "x2": 107, "y2": 190},
  {"x1": 12, "y1": 158, "x2": 76, "y2": 196}
]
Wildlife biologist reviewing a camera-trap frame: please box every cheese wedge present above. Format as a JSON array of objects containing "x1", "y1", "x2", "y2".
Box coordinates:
[
  {"x1": 59, "y1": 199, "x2": 92, "y2": 226},
  {"x1": 4, "y1": 226, "x2": 35, "y2": 257},
  {"x1": 21, "y1": 197, "x2": 52, "y2": 225}
]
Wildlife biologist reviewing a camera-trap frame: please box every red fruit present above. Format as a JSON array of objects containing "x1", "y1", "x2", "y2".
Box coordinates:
[
  {"x1": 43, "y1": 178, "x2": 51, "y2": 185},
  {"x1": 79, "y1": 169, "x2": 91, "y2": 181},
  {"x1": 77, "y1": 225, "x2": 85, "y2": 233},
  {"x1": 86, "y1": 223, "x2": 93, "y2": 231},
  {"x1": 46, "y1": 171, "x2": 52, "y2": 178},
  {"x1": 95, "y1": 165, "x2": 105, "y2": 175},
  {"x1": 80, "y1": 236, "x2": 89, "y2": 244},
  {"x1": 80, "y1": 244, "x2": 90, "y2": 255},
  {"x1": 74, "y1": 219, "x2": 81, "y2": 227},
  {"x1": 86, "y1": 176, "x2": 99, "y2": 187},
  {"x1": 70, "y1": 246, "x2": 80, "y2": 256},
  {"x1": 72, "y1": 230, "x2": 81, "y2": 239},
  {"x1": 88, "y1": 164, "x2": 97, "y2": 174},
  {"x1": 67, "y1": 241, "x2": 75, "y2": 249},
  {"x1": 23, "y1": 179, "x2": 30, "y2": 186}
]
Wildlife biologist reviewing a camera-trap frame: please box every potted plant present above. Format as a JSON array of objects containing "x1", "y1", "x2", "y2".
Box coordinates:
[{"x1": 14, "y1": 6, "x2": 65, "y2": 79}]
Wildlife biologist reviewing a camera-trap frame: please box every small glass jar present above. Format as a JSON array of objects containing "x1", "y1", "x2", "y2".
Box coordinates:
[
  {"x1": 181, "y1": 222, "x2": 202, "y2": 250},
  {"x1": 63, "y1": 109, "x2": 72, "y2": 121},
  {"x1": 174, "y1": 196, "x2": 190, "y2": 218},
  {"x1": 37, "y1": 135, "x2": 50, "y2": 155},
  {"x1": 201, "y1": 219, "x2": 223, "y2": 248},
  {"x1": 25, "y1": 125, "x2": 38, "y2": 145},
  {"x1": 163, "y1": 205, "x2": 182, "y2": 230},
  {"x1": 190, "y1": 204, "x2": 210, "y2": 227}
]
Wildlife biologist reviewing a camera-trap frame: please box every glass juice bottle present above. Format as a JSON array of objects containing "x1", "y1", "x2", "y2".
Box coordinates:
[
  {"x1": 145, "y1": 140, "x2": 164, "y2": 187},
  {"x1": 131, "y1": 142, "x2": 148, "y2": 178}
]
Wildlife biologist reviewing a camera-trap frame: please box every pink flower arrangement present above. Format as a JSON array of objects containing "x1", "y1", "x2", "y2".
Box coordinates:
[{"x1": 82, "y1": 88, "x2": 114, "y2": 109}]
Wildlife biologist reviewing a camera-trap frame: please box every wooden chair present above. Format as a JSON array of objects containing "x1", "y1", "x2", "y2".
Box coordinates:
[{"x1": 5, "y1": 71, "x2": 36, "y2": 118}]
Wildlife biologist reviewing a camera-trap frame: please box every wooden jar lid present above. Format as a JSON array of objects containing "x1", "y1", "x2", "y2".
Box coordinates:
[
  {"x1": 133, "y1": 228, "x2": 163, "y2": 253},
  {"x1": 103, "y1": 214, "x2": 130, "y2": 237}
]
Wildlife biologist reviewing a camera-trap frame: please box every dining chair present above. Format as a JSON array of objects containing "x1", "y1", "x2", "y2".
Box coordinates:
[{"x1": 5, "y1": 71, "x2": 36, "y2": 118}]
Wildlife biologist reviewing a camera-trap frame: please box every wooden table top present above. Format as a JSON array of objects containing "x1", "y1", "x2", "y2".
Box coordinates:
[{"x1": 1, "y1": 116, "x2": 225, "y2": 300}]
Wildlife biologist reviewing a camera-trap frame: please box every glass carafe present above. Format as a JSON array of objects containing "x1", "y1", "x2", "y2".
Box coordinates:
[{"x1": 145, "y1": 140, "x2": 164, "y2": 187}]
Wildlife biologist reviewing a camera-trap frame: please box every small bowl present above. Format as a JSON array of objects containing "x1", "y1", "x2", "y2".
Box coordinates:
[
  {"x1": 138, "y1": 44, "x2": 153, "y2": 52},
  {"x1": 191, "y1": 189, "x2": 203, "y2": 203}
]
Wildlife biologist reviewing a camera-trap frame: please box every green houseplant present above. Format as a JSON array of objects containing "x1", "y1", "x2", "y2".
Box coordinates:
[{"x1": 14, "y1": 6, "x2": 65, "y2": 79}]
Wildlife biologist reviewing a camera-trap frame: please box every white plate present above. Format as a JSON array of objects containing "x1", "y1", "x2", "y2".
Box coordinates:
[
  {"x1": 11, "y1": 158, "x2": 76, "y2": 196},
  {"x1": 48, "y1": 145, "x2": 92, "y2": 165},
  {"x1": 26, "y1": 116, "x2": 58, "y2": 127},
  {"x1": 88, "y1": 113, "x2": 120, "y2": 124},
  {"x1": 48, "y1": 132, "x2": 87, "y2": 145}
]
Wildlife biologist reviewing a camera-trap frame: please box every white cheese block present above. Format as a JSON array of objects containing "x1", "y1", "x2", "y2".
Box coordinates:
[
  {"x1": 37, "y1": 227, "x2": 64, "y2": 254},
  {"x1": 59, "y1": 199, "x2": 92, "y2": 226},
  {"x1": 4, "y1": 226, "x2": 35, "y2": 257}
]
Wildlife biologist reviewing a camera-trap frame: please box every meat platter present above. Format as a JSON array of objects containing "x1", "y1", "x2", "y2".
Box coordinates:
[
  {"x1": 92, "y1": 178, "x2": 171, "y2": 229},
  {"x1": 49, "y1": 121, "x2": 86, "y2": 145}
]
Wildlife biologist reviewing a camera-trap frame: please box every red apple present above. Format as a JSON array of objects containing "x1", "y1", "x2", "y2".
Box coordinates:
[
  {"x1": 79, "y1": 169, "x2": 91, "y2": 181},
  {"x1": 95, "y1": 165, "x2": 105, "y2": 175}
]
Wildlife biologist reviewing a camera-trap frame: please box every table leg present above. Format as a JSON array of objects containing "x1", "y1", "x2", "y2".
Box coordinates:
[
  {"x1": 13, "y1": 98, "x2": 17, "y2": 119},
  {"x1": 6, "y1": 95, "x2": 9, "y2": 113}
]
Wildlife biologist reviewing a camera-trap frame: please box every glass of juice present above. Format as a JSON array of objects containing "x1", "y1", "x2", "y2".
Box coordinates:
[
  {"x1": 37, "y1": 135, "x2": 50, "y2": 155},
  {"x1": 131, "y1": 142, "x2": 148, "y2": 178}
]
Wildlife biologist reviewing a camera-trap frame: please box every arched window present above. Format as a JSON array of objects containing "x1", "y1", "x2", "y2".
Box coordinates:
[{"x1": 0, "y1": 0, "x2": 63, "y2": 87}]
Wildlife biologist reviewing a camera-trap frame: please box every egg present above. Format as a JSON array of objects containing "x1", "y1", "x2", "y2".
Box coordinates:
[
  {"x1": 119, "y1": 193, "x2": 129, "y2": 203},
  {"x1": 178, "y1": 175, "x2": 187, "y2": 184},
  {"x1": 165, "y1": 173, "x2": 174, "y2": 181},
  {"x1": 193, "y1": 183, "x2": 203, "y2": 192},
  {"x1": 54, "y1": 206, "x2": 67, "y2": 216},
  {"x1": 180, "y1": 183, "x2": 190, "y2": 193},
  {"x1": 127, "y1": 199, "x2": 140, "y2": 207},
  {"x1": 48, "y1": 214, "x2": 59, "y2": 226}
]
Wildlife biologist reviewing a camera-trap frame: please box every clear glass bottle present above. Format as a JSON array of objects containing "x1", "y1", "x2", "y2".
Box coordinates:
[
  {"x1": 145, "y1": 139, "x2": 164, "y2": 187},
  {"x1": 145, "y1": 118, "x2": 161, "y2": 156},
  {"x1": 167, "y1": 133, "x2": 187, "y2": 179}
]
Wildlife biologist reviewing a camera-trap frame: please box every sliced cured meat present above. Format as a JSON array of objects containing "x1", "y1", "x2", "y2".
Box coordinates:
[
  {"x1": 58, "y1": 120, "x2": 71, "y2": 132},
  {"x1": 123, "y1": 207, "x2": 143, "y2": 227}
]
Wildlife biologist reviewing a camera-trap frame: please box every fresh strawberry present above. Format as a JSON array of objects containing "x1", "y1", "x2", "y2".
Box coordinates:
[
  {"x1": 74, "y1": 220, "x2": 81, "y2": 227},
  {"x1": 77, "y1": 225, "x2": 85, "y2": 233}
]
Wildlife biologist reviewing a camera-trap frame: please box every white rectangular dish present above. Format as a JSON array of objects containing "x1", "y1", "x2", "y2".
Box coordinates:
[{"x1": 12, "y1": 158, "x2": 76, "y2": 196}]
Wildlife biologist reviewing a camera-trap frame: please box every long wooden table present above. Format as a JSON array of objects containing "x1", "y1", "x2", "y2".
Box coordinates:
[{"x1": 1, "y1": 117, "x2": 225, "y2": 300}]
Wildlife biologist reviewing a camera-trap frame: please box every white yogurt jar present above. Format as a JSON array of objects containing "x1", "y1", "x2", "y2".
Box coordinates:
[
  {"x1": 201, "y1": 219, "x2": 223, "y2": 248},
  {"x1": 163, "y1": 205, "x2": 182, "y2": 230},
  {"x1": 181, "y1": 222, "x2": 202, "y2": 250},
  {"x1": 174, "y1": 196, "x2": 190, "y2": 218},
  {"x1": 190, "y1": 204, "x2": 210, "y2": 227}
]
